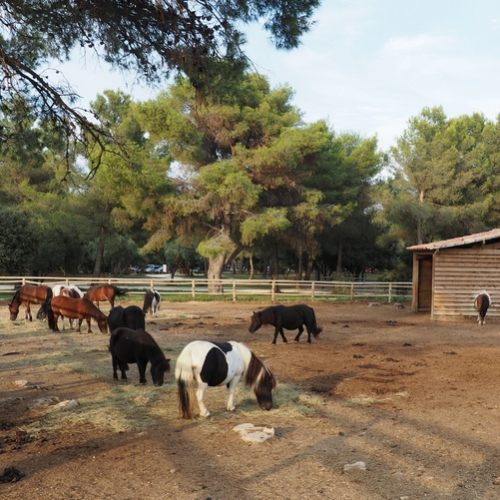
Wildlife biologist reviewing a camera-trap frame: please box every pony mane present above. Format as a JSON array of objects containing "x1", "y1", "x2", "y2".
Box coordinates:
[
  {"x1": 9, "y1": 289, "x2": 21, "y2": 307},
  {"x1": 83, "y1": 298, "x2": 107, "y2": 319},
  {"x1": 245, "y1": 352, "x2": 276, "y2": 390}
]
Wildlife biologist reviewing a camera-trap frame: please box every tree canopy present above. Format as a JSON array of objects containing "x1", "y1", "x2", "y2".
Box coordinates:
[{"x1": 0, "y1": 0, "x2": 320, "y2": 171}]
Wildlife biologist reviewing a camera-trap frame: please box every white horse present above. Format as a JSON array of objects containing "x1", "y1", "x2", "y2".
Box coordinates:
[{"x1": 175, "y1": 340, "x2": 276, "y2": 419}]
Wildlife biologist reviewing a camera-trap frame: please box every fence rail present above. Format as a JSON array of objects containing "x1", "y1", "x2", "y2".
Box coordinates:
[{"x1": 0, "y1": 276, "x2": 413, "y2": 303}]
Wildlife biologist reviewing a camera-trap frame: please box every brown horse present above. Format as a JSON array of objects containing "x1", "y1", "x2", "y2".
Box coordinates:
[
  {"x1": 49, "y1": 295, "x2": 108, "y2": 334},
  {"x1": 84, "y1": 284, "x2": 126, "y2": 309},
  {"x1": 8, "y1": 284, "x2": 53, "y2": 321}
]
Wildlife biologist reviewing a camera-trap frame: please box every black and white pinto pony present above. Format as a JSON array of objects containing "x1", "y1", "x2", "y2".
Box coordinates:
[
  {"x1": 108, "y1": 305, "x2": 146, "y2": 332},
  {"x1": 175, "y1": 341, "x2": 276, "y2": 419},
  {"x1": 142, "y1": 290, "x2": 161, "y2": 317},
  {"x1": 474, "y1": 291, "x2": 492, "y2": 325}
]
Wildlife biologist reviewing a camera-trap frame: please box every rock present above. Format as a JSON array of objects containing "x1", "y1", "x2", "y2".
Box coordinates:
[
  {"x1": 343, "y1": 461, "x2": 366, "y2": 471},
  {"x1": 233, "y1": 423, "x2": 274, "y2": 443},
  {"x1": 14, "y1": 380, "x2": 29, "y2": 387},
  {"x1": 54, "y1": 399, "x2": 79, "y2": 411},
  {"x1": 368, "y1": 302, "x2": 380, "y2": 307}
]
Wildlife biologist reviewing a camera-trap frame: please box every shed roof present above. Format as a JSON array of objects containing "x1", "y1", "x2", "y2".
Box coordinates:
[{"x1": 406, "y1": 228, "x2": 500, "y2": 251}]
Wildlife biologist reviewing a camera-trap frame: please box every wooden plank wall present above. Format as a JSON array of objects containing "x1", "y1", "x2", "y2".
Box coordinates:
[{"x1": 433, "y1": 244, "x2": 500, "y2": 319}]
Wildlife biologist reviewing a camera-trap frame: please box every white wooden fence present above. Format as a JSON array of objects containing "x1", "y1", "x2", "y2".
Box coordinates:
[{"x1": 0, "y1": 276, "x2": 412, "y2": 303}]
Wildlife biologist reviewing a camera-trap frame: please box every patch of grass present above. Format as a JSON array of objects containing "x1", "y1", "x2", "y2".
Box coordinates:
[
  {"x1": 22, "y1": 384, "x2": 175, "y2": 437},
  {"x1": 343, "y1": 391, "x2": 409, "y2": 406}
]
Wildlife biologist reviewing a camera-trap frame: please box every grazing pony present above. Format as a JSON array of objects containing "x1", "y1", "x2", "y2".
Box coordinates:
[
  {"x1": 249, "y1": 304, "x2": 322, "y2": 344},
  {"x1": 109, "y1": 327, "x2": 170, "y2": 385},
  {"x1": 84, "y1": 284, "x2": 126, "y2": 309},
  {"x1": 9, "y1": 284, "x2": 53, "y2": 322},
  {"x1": 49, "y1": 295, "x2": 108, "y2": 334},
  {"x1": 474, "y1": 291, "x2": 492, "y2": 325},
  {"x1": 175, "y1": 340, "x2": 276, "y2": 419},
  {"x1": 51, "y1": 284, "x2": 85, "y2": 329},
  {"x1": 108, "y1": 305, "x2": 146, "y2": 332},
  {"x1": 142, "y1": 290, "x2": 161, "y2": 317}
]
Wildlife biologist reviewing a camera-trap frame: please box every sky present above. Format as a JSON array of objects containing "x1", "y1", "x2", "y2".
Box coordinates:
[{"x1": 52, "y1": 1, "x2": 500, "y2": 152}]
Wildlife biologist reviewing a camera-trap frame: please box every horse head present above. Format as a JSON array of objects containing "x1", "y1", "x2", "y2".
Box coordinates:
[
  {"x1": 8, "y1": 303, "x2": 19, "y2": 320},
  {"x1": 249, "y1": 311, "x2": 263, "y2": 333},
  {"x1": 98, "y1": 317, "x2": 109, "y2": 334},
  {"x1": 151, "y1": 358, "x2": 171, "y2": 386},
  {"x1": 8, "y1": 292, "x2": 20, "y2": 320},
  {"x1": 254, "y1": 367, "x2": 276, "y2": 411}
]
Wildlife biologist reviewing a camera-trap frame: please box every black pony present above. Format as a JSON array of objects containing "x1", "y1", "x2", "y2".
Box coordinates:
[
  {"x1": 249, "y1": 304, "x2": 322, "y2": 344},
  {"x1": 109, "y1": 327, "x2": 170, "y2": 385},
  {"x1": 108, "y1": 305, "x2": 145, "y2": 331}
]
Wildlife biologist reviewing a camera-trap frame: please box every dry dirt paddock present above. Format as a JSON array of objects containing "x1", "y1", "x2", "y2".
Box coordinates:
[{"x1": 1, "y1": 299, "x2": 500, "y2": 500}]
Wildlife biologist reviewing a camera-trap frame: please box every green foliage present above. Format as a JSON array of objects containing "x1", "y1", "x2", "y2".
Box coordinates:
[
  {"x1": 381, "y1": 107, "x2": 500, "y2": 247},
  {"x1": 0, "y1": 208, "x2": 39, "y2": 274},
  {"x1": 1, "y1": 0, "x2": 320, "y2": 170}
]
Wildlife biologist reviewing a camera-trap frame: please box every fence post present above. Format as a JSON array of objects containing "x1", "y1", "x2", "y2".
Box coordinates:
[
  {"x1": 311, "y1": 281, "x2": 315, "y2": 302},
  {"x1": 192, "y1": 280, "x2": 196, "y2": 299},
  {"x1": 388, "y1": 283, "x2": 392, "y2": 303},
  {"x1": 350, "y1": 283, "x2": 354, "y2": 301},
  {"x1": 232, "y1": 281, "x2": 236, "y2": 302},
  {"x1": 271, "y1": 280, "x2": 275, "y2": 302}
]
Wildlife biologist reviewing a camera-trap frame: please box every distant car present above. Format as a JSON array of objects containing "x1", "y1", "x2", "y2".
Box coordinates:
[
  {"x1": 145, "y1": 264, "x2": 163, "y2": 274},
  {"x1": 130, "y1": 265, "x2": 143, "y2": 273}
]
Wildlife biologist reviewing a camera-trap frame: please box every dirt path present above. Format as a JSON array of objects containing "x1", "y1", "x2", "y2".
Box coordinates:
[{"x1": 2, "y1": 300, "x2": 500, "y2": 499}]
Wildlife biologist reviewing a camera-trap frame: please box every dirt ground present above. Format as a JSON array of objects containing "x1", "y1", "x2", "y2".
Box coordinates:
[{"x1": 2, "y1": 298, "x2": 500, "y2": 499}]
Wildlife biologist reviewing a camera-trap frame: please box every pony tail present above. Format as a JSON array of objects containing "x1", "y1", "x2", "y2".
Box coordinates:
[
  {"x1": 175, "y1": 350, "x2": 194, "y2": 419},
  {"x1": 177, "y1": 378, "x2": 193, "y2": 419}
]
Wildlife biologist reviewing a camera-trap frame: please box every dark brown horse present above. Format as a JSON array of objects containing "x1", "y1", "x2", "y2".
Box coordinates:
[
  {"x1": 49, "y1": 295, "x2": 108, "y2": 334},
  {"x1": 8, "y1": 284, "x2": 53, "y2": 321},
  {"x1": 249, "y1": 304, "x2": 322, "y2": 344},
  {"x1": 84, "y1": 284, "x2": 126, "y2": 309},
  {"x1": 474, "y1": 291, "x2": 492, "y2": 325}
]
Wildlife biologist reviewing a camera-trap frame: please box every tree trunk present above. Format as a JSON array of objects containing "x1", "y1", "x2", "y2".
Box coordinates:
[
  {"x1": 336, "y1": 239, "x2": 343, "y2": 278},
  {"x1": 207, "y1": 253, "x2": 226, "y2": 294},
  {"x1": 295, "y1": 250, "x2": 303, "y2": 281},
  {"x1": 93, "y1": 226, "x2": 106, "y2": 277},
  {"x1": 304, "y1": 258, "x2": 314, "y2": 280},
  {"x1": 249, "y1": 254, "x2": 255, "y2": 280}
]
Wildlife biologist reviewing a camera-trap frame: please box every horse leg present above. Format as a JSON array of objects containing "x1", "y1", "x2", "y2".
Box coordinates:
[
  {"x1": 277, "y1": 325, "x2": 288, "y2": 344},
  {"x1": 119, "y1": 362, "x2": 128, "y2": 380},
  {"x1": 137, "y1": 361, "x2": 147, "y2": 383},
  {"x1": 226, "y1": 376, "x2": 242, "y2": 412},
  {"x1": 272, "y1": 327, "x2": 280, "y2": 344},
  {"x1": 26, "y1": 303, "x2": 32, "y2": 321},
  {"x1": 86, "y1": 317, "x2": 93, "y2": 334},
  {"x1": 77, "y1": 318, "x2": 83, "y2": 333},
  {"x1": 52, "y1": 312, "x2": 61, "y2": 332},
  {"x1": 196, "y1": 382, "x2": 210, "y2": 417},
  {"x1": 294, "y1": 326, "x2": 305, "y2": 343},
  {"x1": 112, "y1": 354, "x2": 119, "y2": 380}
]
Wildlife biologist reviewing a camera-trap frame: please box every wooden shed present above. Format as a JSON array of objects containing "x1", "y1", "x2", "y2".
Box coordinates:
[{"x1": 407, "y1": 228, "x2": 500, "y2": 319}]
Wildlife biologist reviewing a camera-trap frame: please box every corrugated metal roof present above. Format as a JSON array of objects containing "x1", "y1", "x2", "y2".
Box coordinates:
[{"x1": 407, "y1": 228, "x2": 500, "y2": 251}]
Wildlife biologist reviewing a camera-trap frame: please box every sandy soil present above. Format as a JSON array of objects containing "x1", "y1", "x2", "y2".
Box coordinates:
[{"x1": 1, "y1": 298, "x2": 500, "y2": 500}]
